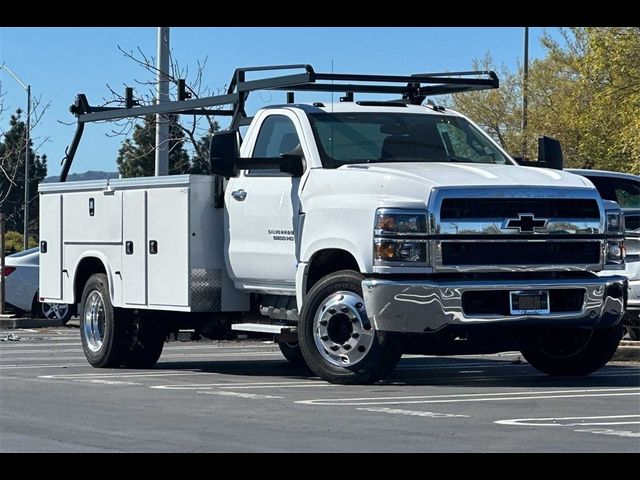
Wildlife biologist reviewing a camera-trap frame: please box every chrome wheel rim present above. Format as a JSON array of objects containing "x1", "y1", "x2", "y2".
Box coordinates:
[
  {"x1": 84, "y1": 291, "x2": 106, "y2": 353},
  {"x1": 42, "y1": 302, "x2": 69, "y2": 321},
  {"x1": 313, "y1": 291, "x2": 375, "y2": 367}
]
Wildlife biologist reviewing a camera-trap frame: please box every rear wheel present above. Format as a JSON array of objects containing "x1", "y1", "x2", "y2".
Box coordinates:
[
  {"x1": 123, "y1": 311, "x2": 166, "y2": 368},
  {"x1": 278, "y1": 340, "x2": 306, "y2": 366},
  {"x1": 80, "y1": 274, "x2": 130, "y2": 368},
  {"x1": 521, "y1": 325, "x2": 623, "y2": 376},
  {"x1": 299, "y1": 270, "x2": 402, "y2": 384}
]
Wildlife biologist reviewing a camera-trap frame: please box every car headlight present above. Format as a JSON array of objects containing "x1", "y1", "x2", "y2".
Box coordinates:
[
  {"x1": 374, "y1": 209, "x2": 429, "y2": 266},
  {"x1": 604, "y1": 208, "x2": 625, "y2": 267},
  {"x1": 606, "y1": 210, "x2": 625, "y2": 235},
  {"x1": 374, "y1": 239, "x2": 428, "y2": 264},
  {"x1": 606, "y1": 241, "x2": 625, "y2": 262},
  {"x1": 375, "y1": 209, "x2": 427, "y2": 236}
]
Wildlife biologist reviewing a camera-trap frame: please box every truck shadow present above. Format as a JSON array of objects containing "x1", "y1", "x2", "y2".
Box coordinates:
[{"x1": 154, "y1": 355, "x2": 640, "y2": 388}]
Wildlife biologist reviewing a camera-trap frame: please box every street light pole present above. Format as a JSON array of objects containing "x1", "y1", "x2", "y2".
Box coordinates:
[
  {"x1": 521, "y1": 26, "x2": 529, "y2": 161},
  {"x1": 0, "y1": 65, "x2": 31, "y2": 250},
  {"x1": 24, "y1": 85, "x2": 31, "y2": 250}
]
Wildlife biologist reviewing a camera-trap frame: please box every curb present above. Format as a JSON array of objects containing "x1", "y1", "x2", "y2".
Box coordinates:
[
  {"x1": 612, "y1": 341, "x2": 640, "y2": 362},
  {"x1": 0, "y1": 317, "x2": 67, "y2": 329}
]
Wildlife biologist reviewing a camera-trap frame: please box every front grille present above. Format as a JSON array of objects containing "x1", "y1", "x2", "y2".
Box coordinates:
[
  {"x1": 440, "y1": 198, "x2": 600, "y2": 220},
  {"x1": 441, "y1": 241, "x2": 601, "y2": 266},
  {"x1": 462, "y1": 289, "x2": 585, "y2": 316}
]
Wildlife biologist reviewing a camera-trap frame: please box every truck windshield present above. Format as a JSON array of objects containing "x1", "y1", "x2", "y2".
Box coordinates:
[{"x1": 307, "y1": 112, "x2": 514, "y2": 168}]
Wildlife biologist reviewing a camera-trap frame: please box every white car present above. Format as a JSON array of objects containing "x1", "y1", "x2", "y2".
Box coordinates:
[
  {"x1": 3, "y1": 247, "x2": 75, "y2": 324},
  {"x1": 568, "y1": 169, "x2": 640, "y2": 339}
]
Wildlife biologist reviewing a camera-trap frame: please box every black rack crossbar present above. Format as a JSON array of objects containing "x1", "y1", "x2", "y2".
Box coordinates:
[{"x1": 60, "y1": 63, "x2": 498, "y2": 181}]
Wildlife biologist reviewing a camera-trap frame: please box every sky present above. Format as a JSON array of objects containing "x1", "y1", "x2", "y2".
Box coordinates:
[{"x1": 0, "y1": 27, "x2": 562, "y2": 177}]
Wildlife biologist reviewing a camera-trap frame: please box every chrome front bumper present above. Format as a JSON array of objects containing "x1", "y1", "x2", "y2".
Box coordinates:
[{"x1": 361, "y1": 276, "x2": 628, "y2": 333}]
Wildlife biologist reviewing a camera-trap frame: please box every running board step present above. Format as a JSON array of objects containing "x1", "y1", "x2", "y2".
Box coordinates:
[{"x1": 231, "y1": 323, "x2": 296, "y2": 334}]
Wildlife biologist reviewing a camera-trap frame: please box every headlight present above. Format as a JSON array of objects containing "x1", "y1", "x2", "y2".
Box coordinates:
[
  {"x1": 374, "y1": 209, "x2": 429, "y2": 266},
  {"x1": 374, "y1": 239, "x2": 428, "y2": 265},
  {"x1": 375, "y1": 209, "x2": 427, "y2": 236},
  {"x1": 606, "y1": 210, "x2": 625, "y2": 235},
  {"x1": 604, "y1": 208, "x2": 625, "y2": 268},
  {"x1": 606, "y1": 240, "x2": 625, "y2": 264}
]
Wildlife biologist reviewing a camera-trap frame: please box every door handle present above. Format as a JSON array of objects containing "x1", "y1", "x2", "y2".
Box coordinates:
[{"x1": 231, "y1": 189, "x2": 247, "y2": 201}]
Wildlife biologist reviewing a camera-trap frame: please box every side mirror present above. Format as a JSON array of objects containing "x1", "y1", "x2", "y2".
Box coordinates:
[
  {"x1": 537, "y1": 136, "x2": 564, "y2": 170},
  {"x1": 279, "y1": 144, "x2": 305, "y2": 177},
  {"x1": 209, "y1": 130, "x2": 240, "y2": 178},
  {"x1": 516, "y1": 136, "x2": 564, "y2": 170}
]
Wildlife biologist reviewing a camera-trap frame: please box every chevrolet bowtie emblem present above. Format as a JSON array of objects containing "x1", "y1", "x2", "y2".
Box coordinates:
[{"x1": 504, "y1": 213, "x2": 548, "y2": 233}]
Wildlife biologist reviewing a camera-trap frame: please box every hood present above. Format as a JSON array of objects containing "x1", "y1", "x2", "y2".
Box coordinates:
[{"x1": 342, "y1": 162, "x2": 593, "y2": 189}]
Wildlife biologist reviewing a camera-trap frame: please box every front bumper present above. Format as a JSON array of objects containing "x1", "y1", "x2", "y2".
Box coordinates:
[{"x1": 361, "y1": 275, "x2": 628, "y2": 333}]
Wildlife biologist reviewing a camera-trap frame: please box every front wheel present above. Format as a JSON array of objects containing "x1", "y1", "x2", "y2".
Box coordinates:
[
  {"x1": 298, "y1": 270, "x2": 402, "y2": 385},
  {"x1": 521, "y1": 325, "x2": 623, "y2": 376}
]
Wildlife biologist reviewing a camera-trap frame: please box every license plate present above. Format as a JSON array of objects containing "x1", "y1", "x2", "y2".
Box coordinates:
[{"x1": 509, "y1": 290, "x2": 550, "y2": 315}]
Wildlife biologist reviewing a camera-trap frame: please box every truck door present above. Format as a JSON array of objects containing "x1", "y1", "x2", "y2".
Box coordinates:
[{"x1": 225, "y1": 113, "x2": 303, "y2": 291}]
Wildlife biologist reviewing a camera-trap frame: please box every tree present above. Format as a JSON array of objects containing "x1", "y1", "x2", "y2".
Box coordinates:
[
  {"x1": 110, "y1": 46, "x2": 224, "y2": 177},
  {"x1": 0, "y1": 109, "x2": 47, "y2": 236},
  {"x1": 3, "y1": 230, "x2": 37, "y2": 253},
  {"x1": 190, "y1": 121, "x2": 220, "y2": 175},
  {"x1": 530, "y1": 27, "x2": 640, "y2": 174},
  {"x1": 116, "y1": 114, "x2": 190, "y2": 178},
  {"x1": 449, "y1": 28, "x2": 639, "y2": 174},
  {"x1": 446, "y1": 54, "x2": 523, "y2": 155}
]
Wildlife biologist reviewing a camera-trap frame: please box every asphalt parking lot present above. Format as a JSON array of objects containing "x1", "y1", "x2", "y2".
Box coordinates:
[{"x1": 1, "y1": 326, "x2": 639, "y2": 452}]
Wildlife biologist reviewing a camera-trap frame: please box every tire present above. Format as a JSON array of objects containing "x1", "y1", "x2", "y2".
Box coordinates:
[
  {"x1": 80, "y1": 273, "x2": 131, "y2": 368},
  {"x1": 623, "y1": 312, "x2": 640, "y2": 341},
  {"x1": 123, "y1": 311, "x2": 166, "y2": 369},
  {"x1": 298, "y1": 270, "x2": 402, "y2": 385},
  {"x1": 521, "y1": 325, "x2": 623, "y2": 376},
  {"x1": 628, "y1": 326, "x2": 640, "y2": 341},
  {"x1": 278, "y1": 340, "x2": 306, "y2": 366}
]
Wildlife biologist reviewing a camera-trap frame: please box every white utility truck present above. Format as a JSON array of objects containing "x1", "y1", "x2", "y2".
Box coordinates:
[{"x1": 40, "y1": 65, "x2": 628, "y2": 384}]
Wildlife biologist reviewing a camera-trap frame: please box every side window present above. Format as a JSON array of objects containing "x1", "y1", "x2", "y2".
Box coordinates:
[
  {"x1": 248, "y1": 115, "x2": 301, "y2": 176},
  {"x1": 613, "y1": 179, "x2": 640, "y2": 209}
]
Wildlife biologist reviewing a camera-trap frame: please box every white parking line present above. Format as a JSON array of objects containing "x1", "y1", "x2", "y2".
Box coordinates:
[
  {"x1": 0, "y1": 348, "x2": 84, "y2": 354},
  {"x1": 357, "y1": 407, "x2": 469, "y2": 418},
  {"x1": 2, "y1": 338, "x2": 82, "y2": 350},
  {"x1": 38, "y1": 371, "x2": 212, "y2": 379},
  {"x1": 0, "y1": 363, "x2": 89, "y2": 369},
  {"x1": 151, "y1": 381, "x2": 327, "y2": 390},
  {"x1": 72, "y1": 379, "x2": 143, "y2": 386},
  {"x1": 296, "y1": 387, "x2": 640, "y2": 406},
  {"x1": 0, "y1": 351, "x2": 284, "y2": 362},
  {"x1": 496, "y1": 415, "x2": 640, "y2": 427},
  {"x1": 396, "y1": 362, "x2": 525, "y2": 371},
  {"x1": 198, "y1": 391, "x2": 283, "y2": 400}
]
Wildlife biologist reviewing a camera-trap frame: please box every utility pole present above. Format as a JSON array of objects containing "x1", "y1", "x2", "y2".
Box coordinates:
[
  {"x1": 521, "y1": 26, "x2": 529, "y2": 161},
  {"x1": 155, "y1": 27, "x2": 170, "y2": 176}
]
